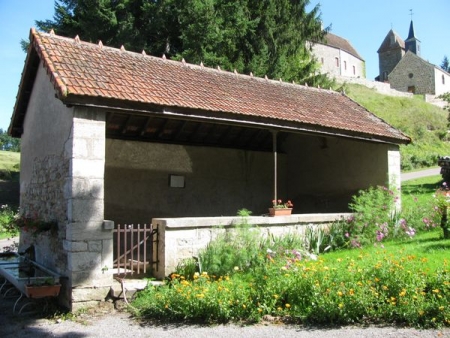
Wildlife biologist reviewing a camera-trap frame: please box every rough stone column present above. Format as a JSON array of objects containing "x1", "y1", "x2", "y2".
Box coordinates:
[
  {"x1": 387, "y1": 145, "x2": 401, "y2": 211},
  {"x1": 64, "y1": 108, "x2": 112, "y2": 310}
]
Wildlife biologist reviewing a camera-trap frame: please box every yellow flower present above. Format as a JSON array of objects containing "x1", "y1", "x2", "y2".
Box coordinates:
[
  {"x1": 273, "y1": 294, "x2": 279, "y2": 299},
  {"x1": 277, "y1": 307, "x2": 283, "y2": 311},
  {"x1": 432, "y1": 289, "x2": 440, "y2": 294},
  {"x1": 337, "y1": 291, "x2": 343, "y2": 297},
  {"x1": 285, "y1": 303, "x2": 291, "y2": 308},
  {"x1": 338, "y1": 303, "x2": 344, "y2": 309},
  {"x1": 399, "y1": 289, "x2": 407, "y2": 297},
  {"x1": 439, "y1": 306, "x2": 445, "y2": 311},
  {"x1": 382, "y1": 285, "x2": 388, "y2": 290}
]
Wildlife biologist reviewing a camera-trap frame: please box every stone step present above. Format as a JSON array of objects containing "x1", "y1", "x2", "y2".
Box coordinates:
[{"x1": 110, "y1": 278, "x2": 164, "y2": 299}]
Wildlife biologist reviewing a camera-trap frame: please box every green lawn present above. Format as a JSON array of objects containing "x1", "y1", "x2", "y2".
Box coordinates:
[{"x1": 0, "y1": 150, "x2": 20, "y2": 181}]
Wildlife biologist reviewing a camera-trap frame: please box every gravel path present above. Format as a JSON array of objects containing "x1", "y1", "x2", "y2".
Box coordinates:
[{"x1": 1, "y1": 299, "x2": 449, "y2": 338}]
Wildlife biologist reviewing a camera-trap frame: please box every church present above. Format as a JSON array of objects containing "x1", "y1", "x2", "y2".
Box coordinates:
[
  {"x1": 377, "y1": 20, "x2": 450, "y2": 96},
  {"x1": 311, "y1": 32, "x2": 365, "y2": 79}
]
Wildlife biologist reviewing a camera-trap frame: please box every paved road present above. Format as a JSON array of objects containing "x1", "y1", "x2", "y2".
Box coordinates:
[{"x1": 401, "y1": 167, "x2": 441, "y2": 182}]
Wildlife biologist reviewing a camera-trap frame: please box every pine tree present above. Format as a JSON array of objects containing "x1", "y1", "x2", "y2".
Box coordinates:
[{"x1": 34, "y1": 0, "x2": 333, "y2": 86}]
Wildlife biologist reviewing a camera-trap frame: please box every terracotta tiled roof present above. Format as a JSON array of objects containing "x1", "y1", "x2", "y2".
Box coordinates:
[
  {"x1": 321, "y1": 33, "x2": 363, "y2": 61},
  {"x1": 11, "y1": 29, "x2": 410, "y2": 144}
]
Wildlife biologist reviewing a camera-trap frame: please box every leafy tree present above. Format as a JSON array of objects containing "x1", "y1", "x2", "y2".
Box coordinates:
[
  {"x1": 34, "y1": 0, "x2": 333, "y2": 87},
  {"x1": 0, "y1": 129, "x2": 20, "y2": 152},
  {"x1": 441, "y1": 55, "x2": 449, "y2": 72}
]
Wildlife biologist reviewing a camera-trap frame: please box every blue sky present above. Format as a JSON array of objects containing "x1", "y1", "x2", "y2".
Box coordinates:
[{"x1": 0, "y1": 0, "x2": 449, "y2": 132}]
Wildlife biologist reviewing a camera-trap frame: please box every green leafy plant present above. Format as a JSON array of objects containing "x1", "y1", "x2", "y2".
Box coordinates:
[
  {"x1": 272, "y1": 199, "x2": 293, "y2": 209},
  {"x1": 13, "y1": 214, "x2": 57, "y2": 238},
  {"x1": 0, "y1": 204, "x2": 19, "y2": 238},
  {"x1": 431, "y1": 183, "x2": 450, "y2": 239}
]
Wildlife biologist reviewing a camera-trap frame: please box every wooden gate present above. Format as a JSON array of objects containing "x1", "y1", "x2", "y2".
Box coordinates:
[{"x1": 113, "y1": 224, "x2": 158, "y2": 277}]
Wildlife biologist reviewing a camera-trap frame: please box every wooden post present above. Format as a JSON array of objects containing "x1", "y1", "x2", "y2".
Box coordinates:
[{"x1": 272, "y1": 130, "x2": 278, "y2": 203}]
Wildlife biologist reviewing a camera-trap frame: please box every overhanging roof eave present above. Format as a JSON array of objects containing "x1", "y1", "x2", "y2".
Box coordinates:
[{"x1": 61, "y1": 95, "x2": 411, "y2": 146}]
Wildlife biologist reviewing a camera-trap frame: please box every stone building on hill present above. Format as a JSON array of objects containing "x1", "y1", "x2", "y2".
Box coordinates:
[
  {"x1": 377, "y1": 20, "x2": 450, "y2": 96},
  {"x1": 311, "y1": 32, "x2": 365, "y2": 79}
]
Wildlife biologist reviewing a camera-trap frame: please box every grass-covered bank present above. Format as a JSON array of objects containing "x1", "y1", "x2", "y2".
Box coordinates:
[{"x1": 343, "y1": 84, "x2": 450, "y2": 171}]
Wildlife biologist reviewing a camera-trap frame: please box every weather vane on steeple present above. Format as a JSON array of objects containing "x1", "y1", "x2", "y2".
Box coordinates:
[{"x1": 409, "y1": 9, "x2": 414, "y2": 20}]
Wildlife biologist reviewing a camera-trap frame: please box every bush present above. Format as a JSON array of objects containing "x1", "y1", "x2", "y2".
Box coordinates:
[{"x1": 0, "y1": 204, "x2": 18, "y2": 237}]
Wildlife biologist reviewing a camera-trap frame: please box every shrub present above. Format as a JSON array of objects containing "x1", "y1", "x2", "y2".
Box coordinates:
[{"x1": 0, "y1": 204, "x2": 18, "y2": 237}]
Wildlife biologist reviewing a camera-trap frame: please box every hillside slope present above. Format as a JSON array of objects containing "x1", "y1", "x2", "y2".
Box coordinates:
[
  {"x1": 343, "y1": 84, "x2": 450, "y2": 170},
  {"x1": 0, "y1": 150, "x2": 20, "y2": 207}
]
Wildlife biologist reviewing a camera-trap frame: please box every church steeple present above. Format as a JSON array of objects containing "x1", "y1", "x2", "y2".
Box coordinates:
[{"x1": 405, "y1": 20, "x2": 421, "y2": 56}]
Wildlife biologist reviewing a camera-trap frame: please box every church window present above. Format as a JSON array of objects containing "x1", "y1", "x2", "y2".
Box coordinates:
[
  {"x1": 321, "y1": 57, "x2": 324, "y2": 64},
  {"x1": 408, "y1": 73, "x2": 414, "y2": 79},
  {"x1": 344, "y1": 61, "x2": 347, "y2": 70},
  {"x1": 353, "y1": 66, "x2": 356, "y2": 75},
  {"x1": 335, "y1": 57, "x2": 339, "y2": 67},
  {"x1": 443, "y1": 75, "x2": 446, "y2": 85}
]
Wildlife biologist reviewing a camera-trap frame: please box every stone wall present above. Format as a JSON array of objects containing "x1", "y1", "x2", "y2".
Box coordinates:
[
  {"x1": 389, "y1": 52, "x2": 435, "y2": 95},
  {"x1": 19, "y1": 62, "x2": 74, "y2": 307},
  {"x1": 378, "y1": 48, "x2": 404, "y2": 82},
  {"x1": 105, "y1": 140, "x2": 282, "y2": 223},
  {"x1": 153, "y1": 213, "x2": 351, "y2": 279},
  {"x1": 65, "y1": 107, "x2": 111, "y2": 311},
  {"x1": 312, "y1": 43, "x2": 365, "y2": 79},
  {"x1": 334, "y1": 76, "x2": 413, "y2": 98},
  {"x1": 19, "y1": 62, "x2": 112, "y2": 310}
]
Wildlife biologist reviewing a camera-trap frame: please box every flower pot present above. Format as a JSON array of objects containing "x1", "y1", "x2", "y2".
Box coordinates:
[
  {"x1": 25, "y1": 284, "x2": 61, "y2": 298},
  {"x1": 268, "y1": 208, "x2": 293, "y2": 217}
]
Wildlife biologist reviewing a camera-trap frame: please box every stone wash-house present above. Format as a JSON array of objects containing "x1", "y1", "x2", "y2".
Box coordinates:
[
  {"x1": 377, "y1": 20, "x2": 450, "y2": 95},
  {"x1": 9, "y1": 29, "x2": 410, "y2": 310},
  {"x1": 311, "y1": 32, "x2": 365, "y2": 79}
]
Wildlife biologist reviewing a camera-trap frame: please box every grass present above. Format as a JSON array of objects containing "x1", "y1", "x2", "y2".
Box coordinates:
[
  {"x1": 342, "y1": 84, "x2": 450, "y2": 170},
  {"x1": 402, "y1": 175, "x2": 442, "y2": 206},
  {"x1": 0, "y1": 150, "x2": 20, "y2": 181}
]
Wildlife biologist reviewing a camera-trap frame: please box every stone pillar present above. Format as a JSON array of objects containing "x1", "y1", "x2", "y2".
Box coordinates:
[
  {"x1": 64, "y1": 108, "x2": 112, "y2": 310},
  {"x1": 387, "y1": 145, "x2": 401, "y2": 211}
]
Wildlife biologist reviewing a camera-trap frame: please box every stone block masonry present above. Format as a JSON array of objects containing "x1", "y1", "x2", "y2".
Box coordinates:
[{"x1": 64, "y1": 109, "x2": 114, "y2": 309}]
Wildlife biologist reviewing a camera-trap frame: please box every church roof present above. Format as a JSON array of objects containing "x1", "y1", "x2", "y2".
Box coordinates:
[
  {"x1": 377, "y1": 30, "x2": 405, "y2": 53},
  {"x1": 320, "y1": 33, "x2": 364, "y2": 61},
  {"x1": 406, "y1": 20, "x2": 416, "y2": 40},
  {"x1": 9, "y1": 29, "x2": 410, "y2": 144}
]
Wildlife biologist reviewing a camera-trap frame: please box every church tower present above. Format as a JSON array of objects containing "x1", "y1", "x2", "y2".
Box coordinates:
[
  {"x1": 377, "y1": 30, "x2": 405, "y2": 82},
  {"x1": 405, "y1": 20, "x2": 421, "y2": 56}
]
